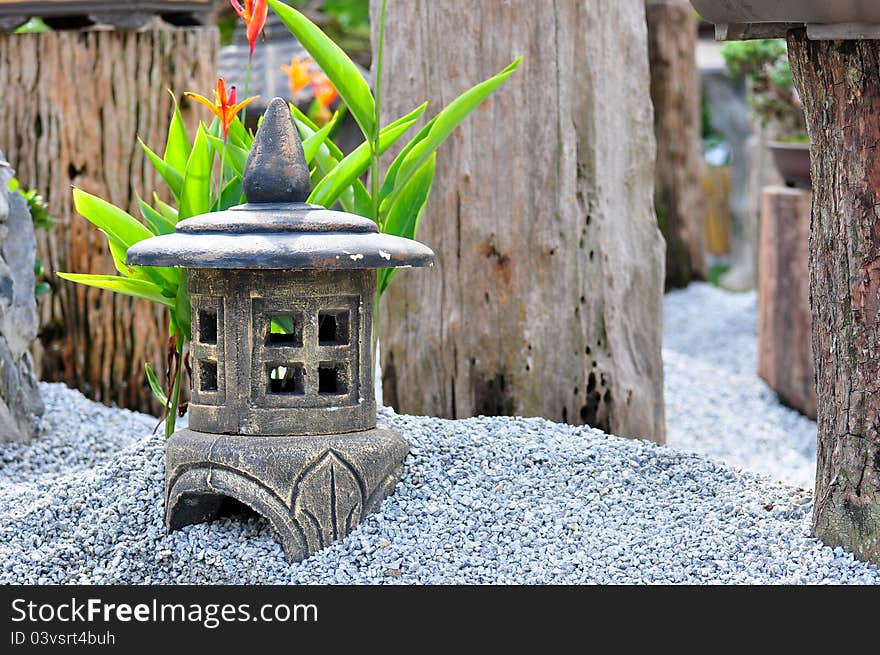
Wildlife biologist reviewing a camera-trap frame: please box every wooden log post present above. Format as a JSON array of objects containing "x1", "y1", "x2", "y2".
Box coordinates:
[
  {"x1": 646, "y1": 0, "x2": 707, "y2": 289},
  {"x1": 0, "y1": 28, "x2": 217, "y2": 414},
  {"x1": 757, "y1": 186, "x2": 816, "y2": 420},
  {"x1": 788, "y1": 31, "x2": 880, "y2": 562},
  {"x1": 373, "y1": 0, "x2": 667, "y2": 442}
]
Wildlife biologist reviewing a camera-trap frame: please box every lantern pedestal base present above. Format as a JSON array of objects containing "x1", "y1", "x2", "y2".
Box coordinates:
[{"x1": 164, "y1": 427, "x2": 409, "y2": 563}]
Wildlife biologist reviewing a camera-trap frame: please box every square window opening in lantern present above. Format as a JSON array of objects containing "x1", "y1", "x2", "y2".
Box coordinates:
[
  {"x1": 268, "y1": 313, "x2": 303, "y2": 346},
  {"x1": 318, "y1": 310, "x2": 350, "y2": 346},
  {"x1": 318, "y1": 363, "x2": 348, "y2": 395},
  {"x1": 268, "y1": 364, "x2": 305, "y2": 395},
  {"x1": 199, "y1": 309, "x2": 218, "y2": 344},
  {"x1": 200, "y1": 360, "x2": 218, "y2": 392}
]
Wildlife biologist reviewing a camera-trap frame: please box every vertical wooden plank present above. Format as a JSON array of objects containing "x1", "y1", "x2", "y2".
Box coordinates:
[
  {"x1": 0, "y1": 27, "x2": 218, "y2": 414},
  {"x1": 373, "y1": 0, "x2": 666, "y2": 442}
]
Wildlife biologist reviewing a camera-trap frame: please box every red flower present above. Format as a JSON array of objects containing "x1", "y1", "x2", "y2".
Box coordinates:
[
  {"x1": 230, "y1": 0, "x2": 268, "y2": 55},
  {"x1": 185, "y1": 78, "x2": 258, "y2": 137}
]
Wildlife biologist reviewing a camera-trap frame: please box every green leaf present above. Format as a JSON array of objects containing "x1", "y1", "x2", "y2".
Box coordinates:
[
  {"x1": 175, "y1": 282, "x2": 191, "y2": 341},
  {"x1": 153, "y1": 194, "x2": 178, "y2": 223},
  {"x1": 106, "y1": 231, "x2": 181, "y2": 291},
  {"x1": 56, "y1": 273, "x2": 175, "y2": 308},
  {"x1": 387, "y1": 57, "x2": 522, "y2": 213},
  {"x1": 73, "y1": 188, "x2": 154, "y2": 249},
  {"x1": 206, "y1": 134, "x2": 249, "y2": 179},
  {"x1": 105, "y1": 232, "x2": 139, "y2": 278},
  {"x1": 271, "y1": 316, "x2": 295, "y2": 334},
  {"x1": 378, "y1": 154, "x2": 436, "y2": 294},
  {"x1": 140, "y1": 138, "x2": 183, "y2": 200},
  {"x1": 308, "y1": 115, "x2": 420, "y2": 209},
  {"x1": 137, "y1": 195, "x2": 176, "y2": 235},
  {"x1": 216, "y1": 177, "x2": 244, "y2": 211},
  {"x1": 269, "y1": 0, "x2": 375, "y2": 139},
  {"x1": 351, "y1": 182, "x2": 372, "y2": 218},
  {"x1": 145, "y1": 362, "x2": 168, "y2": 407},
  {"x1": 164, "y1": 92, "x2": 192, "y2": 173},
  {"x1": 382, "y1": 153, "x2": 436, "y2": 240},
  {"x1": 179, "y1": 124, "x2": 214, "y2": 220},
  {"x1": 380, "y1": 116, "x2": 436, "y2": 200},
  {"x1": 302, "y1": 115, "x2": 339, "y2": 164}
]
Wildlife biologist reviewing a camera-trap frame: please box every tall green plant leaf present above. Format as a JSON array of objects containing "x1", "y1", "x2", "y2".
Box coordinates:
[
  {"x1": 164, "y1": 93, "x2": 192, "y2": 173},
  {"x1": 380, "y1": 116, "x2": 436, "y2": 200},
  {"x1": 205, "y1": 134, "x2": 250, "y2": 179},
  {"x1": 137, "y1": 196, "x2": 176, "y2": 235},
  {"x1": 303, "y1": 116, "x2": 338, "y2": 164},
  {"x1": 153, "y1": 195, "x2": 178, "y2": 223},
  {"x1": 308, "y1": 115, "x2": 421, "y2": 208},
  {"x1": 378, "y1": 154, "x2": 436, "y2": 294},
  {"x1": 179, "y1": 124, "x2": 214, "y2": 220},
  {"x1": 269, "y1": 0, "x2": 376, "y2": 139},
  {"x1": 384, "y1": 57, "x2": 522, "y2": 214},
  {"x1": 73, "y1": 189, "x2": 154, "y2": 249},
  {"x1": 145, "y1": 362, "x2": 168, "y2": 407},
  {"x1": 55, "y1": 274, "x2": 175, "y2": 307},
  {"x1": 139, "y1": 138, "x2": 183, "y2": 200},
  {"x1": 105, "y1": 233, "x2": 141, "y2": 279}
]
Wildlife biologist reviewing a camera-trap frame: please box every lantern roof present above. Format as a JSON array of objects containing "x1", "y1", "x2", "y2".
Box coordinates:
[{"x1": 126, "y1": 97, "x2": 435, "y2": 271}]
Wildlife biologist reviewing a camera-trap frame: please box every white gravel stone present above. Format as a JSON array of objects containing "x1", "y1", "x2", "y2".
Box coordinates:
[
  {"x1": 0, "y1": 282, "x2": 871, "y2": 583},
  {"x1": 1, "y1": 371, "x2": 878, "y2": 584},
  {"x1": 663, "y1": 283, "x2": 817, "y2": 489}
]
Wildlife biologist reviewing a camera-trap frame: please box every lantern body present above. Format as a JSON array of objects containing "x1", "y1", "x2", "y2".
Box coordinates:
[{"x1": 189, "y1": 268, "x2": 375, "y2": 436}]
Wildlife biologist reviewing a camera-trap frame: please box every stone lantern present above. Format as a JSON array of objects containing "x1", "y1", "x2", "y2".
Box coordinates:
[{"x1": 126, "y1": 98, "x2": 435, "y2": 562}]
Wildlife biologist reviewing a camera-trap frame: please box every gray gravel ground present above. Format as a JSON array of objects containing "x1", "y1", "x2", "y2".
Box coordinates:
[
  {"x1": 663, "y1": 283, "x2": 818, "y2": 489},
  {"x1": 0, "y1": 282, "x2": 873, "y2": 584},
  {"x1": 1, "y1": 378, "x2": 878, "y2": 584}
]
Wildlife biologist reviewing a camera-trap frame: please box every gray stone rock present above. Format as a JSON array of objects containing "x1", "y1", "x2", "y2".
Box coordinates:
[
  {"x1": 0, "y1": 151, "x2": 44, "y2": 442},
  {"x1": 166, "y1": 428, "x2": 408, "y2": 563}
]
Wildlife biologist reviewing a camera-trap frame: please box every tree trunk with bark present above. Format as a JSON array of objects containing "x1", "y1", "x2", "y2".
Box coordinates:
[
  {"x1": 373, "y1": 0, "x2": 667, "y2": 442},
  {"x1": 757, "y1": 185, "x2": 816, "y2": 420},
  {"x1": 788, "y1": 30, "x2": 880, "y2": 562},
  {"x1": 646, "y1": 0, "x2": 707, "y2": 289},
  {"x1": 0, "y1": 28, "x2": 217, "y2": 414}
]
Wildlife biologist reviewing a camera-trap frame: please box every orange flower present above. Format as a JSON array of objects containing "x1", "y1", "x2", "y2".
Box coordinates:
[
  {"x1": 310, "y1": 72, "x2": 339, "y2": 108},
  {"x1": 281, "y1": 57, "x2": 313, "y2": 98},
  {"x1": 185, "y1": 78, "x2": 258, "y2": 137},
  {"x1": 230, "y1": 0, "x2": 268, "y2": 55}
]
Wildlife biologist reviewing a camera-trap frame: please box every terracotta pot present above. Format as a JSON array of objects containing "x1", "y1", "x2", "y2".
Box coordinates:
[
  {"x1": 690, "y1": 0, "x2": 880, "y2": 38},
  {"x1": 768, "y1": 141, "x2": 811, "y2": 190}
]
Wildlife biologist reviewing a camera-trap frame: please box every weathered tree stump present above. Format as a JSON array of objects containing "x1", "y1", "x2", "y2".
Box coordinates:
[
  {"x1": 0, "y1": 28, "x2": 217, "y2": 414},
  {"x1": 757, "y1": 185, "x2": 815, "y2": 419},
  {"x1": 646, "y1": 0, "x2": 707, "y2": 289},
  {"x1": 788, "y1": 30, "x2": 880, "y2": 562},
  {"x1": 373, "y1": 0, "x2": 666, "y2": 442}
]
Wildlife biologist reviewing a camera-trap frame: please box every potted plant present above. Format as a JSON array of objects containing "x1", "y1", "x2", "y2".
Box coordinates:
[{"x1": 720, "y1": 39, "x2": 810, "y2": 188}]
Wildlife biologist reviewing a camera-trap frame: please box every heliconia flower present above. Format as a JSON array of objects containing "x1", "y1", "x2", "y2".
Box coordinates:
[
  {"x1": 310, "y1": 72, "x2": 339, "y2": 108},
  {"x1": 230, "y1": 0, "x2": 268, "y2": 55},
  {"x1": 281, "y1": 57, "x2": 313, "y2": 98},
  {"x1": 185, "y1": 77, "x2": 258, "y2": 137}
]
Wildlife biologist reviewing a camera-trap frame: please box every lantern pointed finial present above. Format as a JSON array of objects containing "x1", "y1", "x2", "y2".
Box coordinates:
[{"x1": 242, "y1": 97, "x2": 311, "y2": 204}]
